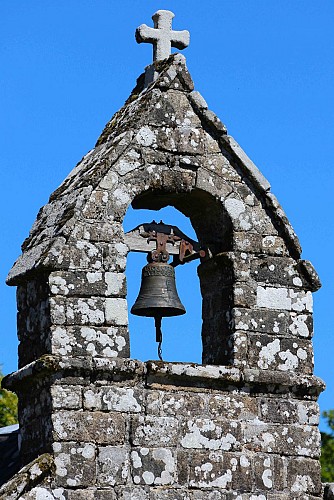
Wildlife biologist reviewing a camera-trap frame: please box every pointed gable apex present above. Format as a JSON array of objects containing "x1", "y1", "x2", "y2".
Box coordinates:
[{"x1": 7, "y1": 54, "x2": 320, "y2": 291}]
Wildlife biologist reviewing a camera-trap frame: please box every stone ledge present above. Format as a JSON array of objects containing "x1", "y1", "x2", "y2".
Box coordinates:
[
  {"x1": 2, "y1": 356, "x2": 146, "y2": 391},
  {"x1": 0, "y1": 453, "x2": 54, "y2": 500},
  {"x1": 3, "y1": 356, "x2": 325, "y2": 397}
]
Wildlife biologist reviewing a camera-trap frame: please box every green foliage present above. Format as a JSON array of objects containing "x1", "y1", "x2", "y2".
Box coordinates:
[
  {"x1": 321, "y1": 410, "x2": 334, "y2": 482},
  {"x1": 0, "y1": 370, "x2": 18, "y2": 427}
]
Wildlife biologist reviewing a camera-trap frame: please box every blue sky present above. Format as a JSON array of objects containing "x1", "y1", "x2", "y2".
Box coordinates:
[{"x1": 1, "y1": 1, "x2": 333, "y2": 431}]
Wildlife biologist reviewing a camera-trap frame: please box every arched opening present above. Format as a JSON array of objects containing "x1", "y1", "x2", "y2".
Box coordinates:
[
  {"x1": 123, "y1": 205, "x2": 202, "y2": 363},
  {"x1": 124, "y1": 187, "x2": 234, "y2": 365}
]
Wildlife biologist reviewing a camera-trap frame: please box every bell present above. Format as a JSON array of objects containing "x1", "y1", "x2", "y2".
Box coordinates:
[{"x1": 131, "y1": 262, "x2": 186, "y2": 318}]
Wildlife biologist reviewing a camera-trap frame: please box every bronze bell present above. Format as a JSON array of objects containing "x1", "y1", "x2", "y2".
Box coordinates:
[
  {"x1": 131, "y1": 261, "x2": 186, "y2": 318},
  {"x1": 128, "y1": 220, "x2": 202, "y2": 360}
]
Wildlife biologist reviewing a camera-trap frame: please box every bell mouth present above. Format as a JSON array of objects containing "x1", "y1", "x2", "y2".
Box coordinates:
[{"x1": 130, "y1": 306, "x2": 186, "y2": 318}]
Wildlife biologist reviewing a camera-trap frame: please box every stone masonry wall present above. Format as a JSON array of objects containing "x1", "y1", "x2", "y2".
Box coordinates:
[
  {"x1": 3, "y1": 358, "x2": 324, "y2": 499},
  {"x1": 2, "y1": 55, "x2": 324, "y2": 498}
]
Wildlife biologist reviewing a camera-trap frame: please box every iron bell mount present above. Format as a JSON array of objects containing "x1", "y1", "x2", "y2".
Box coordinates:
[{"x1": 125, "y1": 221, "x2": 206, "y2": 361}]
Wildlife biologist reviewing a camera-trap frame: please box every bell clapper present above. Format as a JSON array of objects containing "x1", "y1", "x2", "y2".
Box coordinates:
[{"x1": 155, "y1": 316, "x2": 163, "y2": 361}]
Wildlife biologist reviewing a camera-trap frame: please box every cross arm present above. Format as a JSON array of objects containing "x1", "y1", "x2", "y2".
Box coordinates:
[
  {"x1": 171, "y1": 30, "x2": 190, "y2": 50},
  {"x1": 136, "y1": 24, "x2": 158, "y2": 44}
]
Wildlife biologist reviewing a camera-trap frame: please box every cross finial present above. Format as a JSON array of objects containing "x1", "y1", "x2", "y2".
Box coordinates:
[{"x1": 136, "y1": 10, "x2": 190, "y2": 62}]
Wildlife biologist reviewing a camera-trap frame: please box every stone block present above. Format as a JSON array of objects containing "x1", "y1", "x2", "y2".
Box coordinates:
[
  {"x1": 233, "y1": 283, "x2": 256, "y2": 308},
  {"x1": 251, "y1": 257, "x2": 306, "y2": 288},
  {"x1": 51, "y1": 385, "x2": 82, "y2": 410},
  {"x1": 53, "y1": 441, "x2": 96, "y2": 488},
  {"x1": 256, "y1": 286, "x2": 313, "y2": 312},
  {"x1": 145, "y1": 391, "x2": 206, "y2": 417},
  {"x1": 131, "y1": 447, "x2": 177, "y2": 486},
  {"x1": 131, "y1": 416, "x2": 179, "y2": 447},
  {"x1": 196, "y1": 168, "x2": 232, "y2": 200},
  {"x1": 232, "y1": 308, "x2": 289, "y2": 336},
  {"x1": 68, "y1": 239, "x2": 104, "y2": 270},
  {"x1": 49, "y1": 271, "x2": 126, "y2": 297},
  {"x1": 81, "y1": 189, "x2": 110, "y2": 219},
  {"x1": 203, "y1": 153, "x2": 242, "y2": 182},
  {"x1": 70, "y1": 220, "x2": 124, "y2": 243},
  {"x1": 289, "y1": 312, "x2": 313, "y2": 338},
  {"x1": 233, "y1": 232, "x2": 262, "y2": 253},
  {"x1": 84, "y1": 386, "x2": 142, "y2": 413},
  {"x1": 261, "y1": 235, "x2": 288, "y2": 256},
  {"x1": 97, "y1": 242, "x2": 128, "y2": 272},
  {"x1": 247, "y1": 334, "x2": 314, "y2": 374},
  {"x1": 50, "y1": 297, "x2": 105, "y2": 326},
  {"x1": 105, "y1": 298, "x2": 129, "y2": 326},
  {"x1": 174, "y1": 127, "x2": 207, "y2": 155},
  {"x1": 113, "y1": 149, "x2": 144, "y2": 177},
  {"x1": 190, "y1": 492, "x2": 226, "y2": 499},
  {"x1": 227, "y1": 331, "x2": 248, "y2": 367},
  {"x1": 97, "y1": 446, "x2": 129, "y2": 486},
  {"x1": 286, "y1": 456, "x2": 322, "y2": 495},
  {"x1": 259, "y1": 398, "x2": 319, "y2": 425},
  {"x1": 154, "y1": 89, "x2": 202, "y2": 128},
  {"x1": 207, "y1": 394, "x2": 257, "y2": 421},
  {"x1": 224, "y1": 197, "x2": 252, "y2": 231},
  {"x1": 65, "y1": 490, "x2": 101, "y2": 500},
  {"x1": 116, "y1": 486, "x2": 149, "y2": 499},
  {"x1": 186, "y1": 450, "x2": 252, "y2": 491},
  {"x1": 50, "y1": 325, "x2": 129, "y2": 358},
  {"x1": 252, "y1": 453, "x2": 284, "y2": 491},
  {"x1": 150, "y1": 489, "x2": 192, "y2": 499},
  {"x1": 52, "y1": 410, "x2": 126, "y2": 445},
  {"x1": 161, "y1": 169, "x2": 196, "y2": 192},
  {"x1": 241, "y1": 421, "x2": 320, "y2": 457},
  {"x1": 180, "y1": 418, "x2": 241, "y2": 452}
]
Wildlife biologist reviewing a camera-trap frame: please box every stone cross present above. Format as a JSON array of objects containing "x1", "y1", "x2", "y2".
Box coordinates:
[{"x1": 136, "y1": 10, "x2": 190, "y2": 62}]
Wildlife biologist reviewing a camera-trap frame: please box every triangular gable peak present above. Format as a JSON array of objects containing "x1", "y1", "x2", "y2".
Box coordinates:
[{"x1": 7, "y1": 54, "x2": 319, "y2": 290}]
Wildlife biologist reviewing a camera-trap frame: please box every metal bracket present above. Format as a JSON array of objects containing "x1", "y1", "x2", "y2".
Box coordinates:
[{"x1": 125, "y1": 220, "x2": 206, "y2": 266}]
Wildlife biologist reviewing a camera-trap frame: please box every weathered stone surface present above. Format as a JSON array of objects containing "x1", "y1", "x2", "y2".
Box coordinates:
[
  {"x1": 4, "y1": 50, "x2": 324, "y2": 500},
  {"x1": 286, "y1": 456, "x2": 322, "y2": 495},
  {"x1": 259, "y1": 398, "x2": 319, "y2": 425},
  {"x1": 241, "y1": 421, "x2": 320, "y2": 457},
  {"x1": 207, "y1": 394, "x2": 257, "y2": 421},
  {"x1": 51, "y1": 324, "x2": 129, "y2": 357},
  {"x1": 52, "y1": 411, "x2": 126, "y2": 444},
  {"x1": 180, "y1": 418, "x2": 241, "y2": 451},
  {"x1": 261, "y1": 235, "x2": 289, "y2": 256},
  {"x1": 131, "y1": 416, "x2": 179, "y2": 447},
  {"x1": 49, "y1": 297, "x2": 106, "y2": 326},
  {"x1": 185, "y1": 450, "x2": 252, "y2": 490},
  {"x1": 232, "y1": 308, "x2": 289, "y2": 336},
  {"x1": 233, "y1": 282, "x2": 257, "y2": 308},
  {"x1": 252, "y1": 453, "x2": 284, "y2": 491},
  {"x1": 131, "y1": 447, "x2": 177, "y2": 486},
  {"x1": 145, "y1": 391, "x2": 206, "y2": 417},
  {"x1": 51, "y1": 385, "x2": 82, "y2": 410},
  {"x1": 256, "y1": 286, "x2": 313, "y2": 312},
  {"x1": 248, "y1": 334, "x2": 314, "y2": 374},
  {"x1": 116, "y1": 486, "x2": 148, "y2": 499},
  {"x1": 53, "y1": 441, "x2": 96, "y2": 487},
  {"x1": 49, "y1": 271, "x2": 126, "y2": 297},
  {"x1": 84, "y1": 386, "x2": 142, "y2": 413},
  {"x1": 251, "y1": 256, "x2": 307, "y2": 288},
  {"x1": 97, "y1": 446, "x2": 129, "y2": 486}
]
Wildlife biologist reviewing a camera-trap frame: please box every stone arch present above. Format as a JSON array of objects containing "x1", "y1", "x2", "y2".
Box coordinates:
[{"x1": 107, "y1": 152, "x2": 238, "y2": 365}]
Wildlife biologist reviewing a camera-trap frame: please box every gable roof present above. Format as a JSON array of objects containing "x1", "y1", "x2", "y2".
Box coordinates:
[{"x1": 7, "y1": 54, "x2": 320, "y2": 290}]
